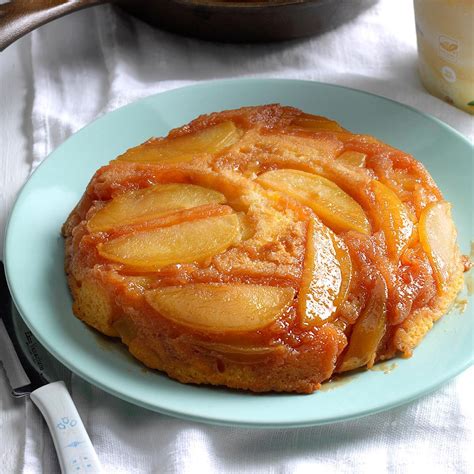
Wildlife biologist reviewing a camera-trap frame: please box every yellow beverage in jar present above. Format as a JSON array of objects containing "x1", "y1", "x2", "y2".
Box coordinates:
[{"x1": 414, "y1": 0, "x2": 474, "y2": 114}]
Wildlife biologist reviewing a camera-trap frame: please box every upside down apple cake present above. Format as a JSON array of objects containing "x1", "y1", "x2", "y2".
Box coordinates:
[{"x1": 62, "y1": 105, "x2": 466, "y2": 393}]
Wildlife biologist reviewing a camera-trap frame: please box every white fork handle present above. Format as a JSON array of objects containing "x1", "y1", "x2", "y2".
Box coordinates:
[{"x1": 30, "y1": 381, "x2": 102, "y2": 474}]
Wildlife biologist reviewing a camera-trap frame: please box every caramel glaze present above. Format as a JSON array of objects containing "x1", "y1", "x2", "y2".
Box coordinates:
[{"x1": 63, "y1": 105, "x2": 465, "y2": 392}]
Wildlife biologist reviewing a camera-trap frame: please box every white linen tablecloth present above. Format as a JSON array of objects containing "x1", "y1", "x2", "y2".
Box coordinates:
[{"x1": 1, "y1": 1, "x2": 473, "y2": 472}]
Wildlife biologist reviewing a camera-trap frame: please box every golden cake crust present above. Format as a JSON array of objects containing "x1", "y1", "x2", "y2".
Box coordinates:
[{"x1": 63, "y1": 105, "x2": 465, "y2": 393}]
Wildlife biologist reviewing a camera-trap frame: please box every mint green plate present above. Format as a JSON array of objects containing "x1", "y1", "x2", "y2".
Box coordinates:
[{"x1": 4, "y1": 79, "x2": 473, "y2": 428}]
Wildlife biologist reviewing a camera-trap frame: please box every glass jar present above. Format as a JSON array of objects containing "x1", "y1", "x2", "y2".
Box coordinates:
[{"x1": 414, "y1": 0, "x2": 474, "y2": 114}]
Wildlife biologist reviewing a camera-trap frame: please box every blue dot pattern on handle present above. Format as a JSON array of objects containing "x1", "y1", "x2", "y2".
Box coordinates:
[
  {"x1": 66, "y1": 441, "x2": 85, "y2": 448},
  {"x1": 56, "y1": 417, "x2": 78, "y2": 430},
  {"x1": 71, "y1": 455, "x2": 95, "y2": 471}
]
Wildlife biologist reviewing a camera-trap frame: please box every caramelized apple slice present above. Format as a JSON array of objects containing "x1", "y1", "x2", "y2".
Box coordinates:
[
  {"x1": 419, "y1": 201, "x2": 458, "y2": 288},
  {"x1": 338, "y1": 275, "x2": 388, "y2": 372},
  {"x1": 117, "y1": 121, "x2": 241, "y2": 163},
  {"x1": 98, "y1": 213, "x2": 241, "y2": 270},
  {"x1": 88, "y1": 184, "x2": 226, "y2": 232},
  {"x1": 146, "y1": 284, "x2": 295, "y2": 332},
  {"x1": 290, "y1": 113, "x2": 344, "y2": 132},
  {"x1": 371, "y1": 180, "x2": 415, "y2": 260},
  {"x1": 334, "y1": 237, "x2": 353, "y2": 309},
  {"x1": 298, "y1": 217, "x2": 352, "y2": 327},
  {"x1": 337, "y1": 150, "x2": 367, "y2": 168},
  {"x1": 257, "y1": 169, "x2": 370, "y2": 234}
]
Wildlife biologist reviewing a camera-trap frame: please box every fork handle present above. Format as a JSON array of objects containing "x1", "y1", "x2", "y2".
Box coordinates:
[
  {"x1": 0, "y1": 0, "x2": 108, "y2": 52},
  {"x1": 30, "y1": 381, "x2": 102, "y2": 474}
]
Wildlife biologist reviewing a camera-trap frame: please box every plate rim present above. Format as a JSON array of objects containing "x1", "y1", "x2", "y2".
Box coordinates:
[{"x1": 4, "y1": 78, "x2": 473, "y2": 428}]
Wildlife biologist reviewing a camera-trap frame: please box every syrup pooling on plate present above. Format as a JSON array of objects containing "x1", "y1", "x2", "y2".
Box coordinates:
[{"x1": 63, "y1": 105, "x2": 465, "y2": 394}]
